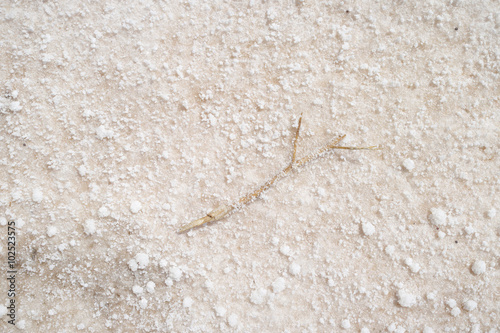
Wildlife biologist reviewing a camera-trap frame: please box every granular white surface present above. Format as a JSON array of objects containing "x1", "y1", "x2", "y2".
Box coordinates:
[{"x1": 1, "y1": 1, "x2": 499, "y2": 332}]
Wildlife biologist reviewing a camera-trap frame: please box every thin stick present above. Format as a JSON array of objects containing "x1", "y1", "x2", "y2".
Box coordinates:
[
  {"x1": 292, "y1": 113, "x2": 302, "y2": 164},
  {"x1": 177, "y1": 115, "x2": 379, "y2": 233}
]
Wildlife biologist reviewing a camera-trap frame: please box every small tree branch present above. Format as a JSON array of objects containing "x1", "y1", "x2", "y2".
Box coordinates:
[{"x1": 178, "y1": 115, "x2": 379, "y2": 233}]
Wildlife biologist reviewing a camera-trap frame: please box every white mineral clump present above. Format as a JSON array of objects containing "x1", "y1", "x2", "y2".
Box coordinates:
[
  {"x1": 130, "y1": 201, "x2": 142, "y2": 214},
  {"x1": 428, "y1": 208, "x2": 447, "y2": 226},
  {"x1": 402, "y1": 158, "x2": 415, "y2": 171},
  {"x1": 471, "y1": 260, "x2": 486, "y2": 275},
  {"x1": 463, "y1": 300, "x2": 477, "y2": 311},
  {"x1": 397, "y1": 289, "x2": 416, "y2": 308},
  {"x1": 362, "y1": 222, "x2": 376, "y2": 236},
  {"x1": 84, "y1": 219, "x2": 96, "y2": 235}
]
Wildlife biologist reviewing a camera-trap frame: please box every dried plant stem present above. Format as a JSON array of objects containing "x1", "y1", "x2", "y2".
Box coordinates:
[{"x1": 178, "y1": 115, "x2": 379, "y2": 233}]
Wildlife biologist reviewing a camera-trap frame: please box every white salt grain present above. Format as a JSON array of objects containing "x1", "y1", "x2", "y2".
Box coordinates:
[
  {"x1": 250, "y1": 288, "x2": 267, "y2": 305},
  {"x1": 429, "y1": 208, "x2": 447, "y2": 226},
  {"x1": 361, "y1": 328, "x2": 370, "y2": 333},
  {"x1": 404, "y1": 258, "x2": 421, "y2": 273},
  {"x1": 362, "y1": 222, "x2": 376, "y2": 236},
  {"x1": 9, "y1": 101, "x2": 22, "y2": 112},
  {"x1": 132, "y1": 285, "x2": 144, "y2": 295},
  {"x1": 289, "y1": 262, "x2": 301, "y2": 276},
  {"x1": 96, "y1": 125, "x2": 114, "y2": 139},
  {"x1": 169, "y1": 266, "x2": 183, "y2": 281},
  {"x1": 139, "y1": 299, "x2": 148, "y2": 309},
  {"x1": 227, "y1": 314, "x2": 238, "y2": 327},
  {"x1": 402, "y1": 158, "x2": 415, "y2": 171},
  {"x1": 98, "y1": 206, "x2": 110, "y2": 218},
  {"x1": 446, "y1": 299, "x2": 457, "y2": 308},
  {"x1": 128, "y1": 259, "x2": 138, "y2": 272},
  {"x1": 450, "y1": 307, "x2": 461, "y2": 317},
  {"x1": 183, "y1": 297, "x2": 193, "y2": 308},
  {"x1": 17, "y1": 319, "x2": 26, "y2": 330},
  {"x1": 47, "y1": 226, "x2": 58, "y2": 237},
  {"x1": 78, "y1": 165, "x2": 87, "y2": 177},
  {"x1": 135, "y1": 253, "x2": 149, "y2": 269},
  {"x1": 215, "y1": 306, "x2": 227, "y2": 317},
  {"x1": 463, "y1": 300, "x2": 477, "y2": 311},
  {"x1": 84, "y1": 219, "x2": 96, "y2": 235},
  {"x1": 423, "y1": 327, "x2": 435, "y2": 333},
  {"x1": 486, "y1": 208, "x2": 496, "y2": 218},
  {"x1": 471, "y1": 260, "x2": 486, "y2": 275},
  {"x1": 130, "y1": 201, "x2": 142, "y2": 214},
  {"x1": 464, "y1": 225, "x2": 475, "y2": 235},
  {"x1": 0, "y1": 306, "x2": 7, "y2": 317},
  {"x1": 146, "y1": 281, "x2": 155, "y2": 293},
  {"x1": 341, "y1": 319, "x2": 351, "y2": 329},
  {"x1": 279, "y1": 245, "x2": 291, "y2": 256},
  {"x1": 272, "y1": 277, "x2": 286, "y2": 293},
  {"x1": 397, "y1": 290, "x2": 416, "y2": 307},
  {"x1": 0, "y1": 217, "x2": 7, "y2": 226},
  {"x1": 32, "y1": 189, "x2": 43, "y2": 203}
]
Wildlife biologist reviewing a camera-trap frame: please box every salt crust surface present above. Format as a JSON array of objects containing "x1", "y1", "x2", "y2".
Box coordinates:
[{"x1": 0, "y1": 1, "x2": 499, "y2": 332}]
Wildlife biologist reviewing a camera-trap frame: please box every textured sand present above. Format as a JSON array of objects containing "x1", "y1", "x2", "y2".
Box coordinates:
[{"x1": 1, "y1": 1, "x2": 499, "y2": 332}]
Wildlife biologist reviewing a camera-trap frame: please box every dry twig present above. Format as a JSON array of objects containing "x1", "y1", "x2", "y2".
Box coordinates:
[{"x1": 178, "y1": 114, "x2": 379, "y2": 233}]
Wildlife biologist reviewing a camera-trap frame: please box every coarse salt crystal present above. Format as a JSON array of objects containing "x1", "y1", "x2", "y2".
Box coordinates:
[
  {"x1": 215, "y1": 306, "x2": 227, "y2": 317},
  {"x1": 170, "y1": 266, "x2": 182, "y2": 281},
  {"x1": 84, "y1": 219, "x2": 96, "y2": 235},
  {"x1": 9, "y1": 101, "x2": 22, "y2": 112},
  {"x1": 362, "y1": 222, "x2": 375, "y2": 236},
  {"x1": 429, "y1": 208, "x2": 447, "y2": 226},
  {"x1": 397, "y1": 289, "x2": 416, "y2": 307},
  {"x1": 47, "y1": 226, "x2": 58, "y2": 237},
  {"x1": 463, "y1": 300, "x2": 477, "y2": 311},
  {"x1": 471, "y1": 260, "x2": 486, "y2": 275},
  {"x1": 32, "y1": 189, "x2": 43, "y2": 203},
  {"x1": 446, "y1": 299, "x2": 457, "y2": 308},
  {"x1": 146, "y1": 281, "x2": 155, "y2": 293},
  {"x1": 183, "y1": 297, "x2": 193, "y2": 308},
  {"x1": 289, "y1": 262, "x2": 301, "y2": 275},
  {"x1": 405, "y1": 258, "x2": 421, "y2": 273},
  {"x1": 486, "y1": 208, "x2": 496, "y2": 218},
  {"x1": 272, "y1": 277, "x2": 286, "y2": 293},
  {"x1": 135, "y1": 253, "x2": 149, "y2": 269},
  {"x1": 341, "y1": 319, "x2": 351, "y2": 329},
  {"x1": 228, "y1": 314, "x2": 238, "y2": 327},
  {"x1": 130, "y1": 201, "x2": 142, "y2": 213},
  {"x1": 128, "y1": 259, "x2": 138, "y2": 272},
  {"x1": 132, "y1": 285, "x2": 144, "y2": 295},
  {"x1": 0, "y1": 305, "x2": 7, "y2": 317},
  {"x1": 96, "y1": 125, "x2": 114, "y2": 139},
  {"x1": 250, "y1": 288, "x2": 267, "y2": 305},
  {"x1": 98, "y1": 206, "x2": 110, "y2": 217},
  {"x1": 279, "y1": 245, "x2": 291, "y2": 256},
  {"x1": 402, "y1": 158, "x2": 415, "y2": 171}
]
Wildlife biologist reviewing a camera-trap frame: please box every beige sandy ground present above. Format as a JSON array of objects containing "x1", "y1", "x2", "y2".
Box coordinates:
[{"x1": 0, "y1": 0, "x2": 499, "y2": 332}]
